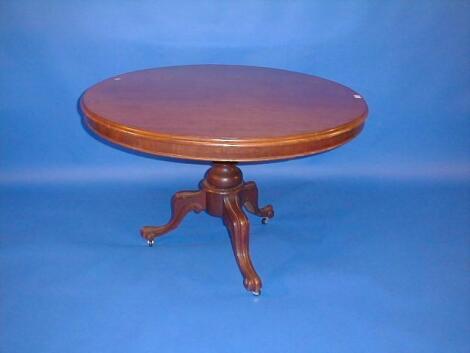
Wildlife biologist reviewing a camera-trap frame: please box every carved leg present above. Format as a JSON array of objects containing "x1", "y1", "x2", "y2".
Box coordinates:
[
  {"x1": 139, "y1": 163, "x2": 271, "y2": 294},
  {"x1": 223, "y1": 194, "x2": 262, "y2": 295},
  {"x1": 242, "y1": 181, "x2": 274, "y2": 223},
  {"x1": 141, "y1": 190, "x2": 206, "y2": 244}
]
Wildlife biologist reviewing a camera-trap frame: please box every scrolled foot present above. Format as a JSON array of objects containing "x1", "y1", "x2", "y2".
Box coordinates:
[
  {"x1": 244, "y1": 275, "x2": 262, "y2": 294},
  {"x1": 223, "y1": 194, "x2": 263, "y2": 294},
  {"x1": 141, "y1": 226, "x2": 162, "y2": 242},
  {"x1": 242, "y1": 181, "x2": 274, "y2": 220},
  {"x1": 140, "y1": 190, "x2": 206, "y2": 242}
]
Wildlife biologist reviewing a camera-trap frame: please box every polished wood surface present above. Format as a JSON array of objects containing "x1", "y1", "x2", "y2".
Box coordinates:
[
  {"x1": 80, "y1": 65, "x2": 368, "y2": 295},
  {"x1": 141, "y1": 162, "x2": 274, "y2": 294},
  {"x1": 80, "y1": 65, "x2": 368, "y2": 162}
]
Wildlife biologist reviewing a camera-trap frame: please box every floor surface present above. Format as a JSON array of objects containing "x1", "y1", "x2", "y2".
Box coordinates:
[{"x1": 1, "y1": 177, "x2": 469, "y2": 353}]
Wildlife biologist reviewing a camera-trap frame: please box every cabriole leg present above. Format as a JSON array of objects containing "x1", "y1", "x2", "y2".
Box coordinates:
[
  {"x1": 223, "y1": 194, "x2": 262, "y2": 295},
  {"x1": 141, "y1": 190, "x2": 206, "y2": 245},
  {"x1": 140, "y1": 162, "x2": 272, "y2": 295},
  {"x1": 242, "y1": 181, "x2": 274, "y2": 224}
]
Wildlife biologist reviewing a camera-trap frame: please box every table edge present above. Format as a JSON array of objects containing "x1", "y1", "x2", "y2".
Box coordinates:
[{"x1": 81, "y1": 97, "x2": 367, "y2": 162}]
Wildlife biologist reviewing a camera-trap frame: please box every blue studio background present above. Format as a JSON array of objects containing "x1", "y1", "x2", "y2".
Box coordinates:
[{"x1": 1, "y1": 1, "x2": 469, "y2": 352}]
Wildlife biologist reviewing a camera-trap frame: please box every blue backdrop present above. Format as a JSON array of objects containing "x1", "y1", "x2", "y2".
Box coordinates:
[{"x1": 1, "y1": 1, "x2": 469, "y2": 353}]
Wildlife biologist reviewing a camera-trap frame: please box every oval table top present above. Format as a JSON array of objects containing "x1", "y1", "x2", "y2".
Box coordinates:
[{"x1": 80, "y1": 65, "x2": 368, "y2": 162}]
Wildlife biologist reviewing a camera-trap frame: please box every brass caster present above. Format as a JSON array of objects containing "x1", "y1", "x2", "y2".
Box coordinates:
[
  {"x1": 261, "y1": 217, "x2": 269, "y2": 224},
  {"x1": 251, "y1": 290, "x2": 261, "y2": 296},
  {"x1": 147, "y1": 239, "x2": 155, "y2": 247}
]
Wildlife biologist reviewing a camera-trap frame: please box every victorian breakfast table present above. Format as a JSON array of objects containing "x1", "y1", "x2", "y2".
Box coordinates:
[{"x1": 80, "y1": 65, "x2": 368, "y2": 295}]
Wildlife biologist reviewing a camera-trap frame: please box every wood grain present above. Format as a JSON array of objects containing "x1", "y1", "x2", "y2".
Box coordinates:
[
  {"x1": 80, "y1": 65, "x2": 368, "y2": 162},
  {"x1": 81, "y1": 65, "x2": 369, "y2": 294}
]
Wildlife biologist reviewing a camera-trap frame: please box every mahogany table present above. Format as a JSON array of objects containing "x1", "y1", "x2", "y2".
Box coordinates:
[{"x1": 80, "y1": 65, "x2": 368, "y2": 295}]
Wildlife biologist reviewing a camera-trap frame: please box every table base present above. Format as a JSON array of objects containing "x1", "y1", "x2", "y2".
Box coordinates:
[{"x1": 140, "y1": 162, "x2": 274, "y2": 295}]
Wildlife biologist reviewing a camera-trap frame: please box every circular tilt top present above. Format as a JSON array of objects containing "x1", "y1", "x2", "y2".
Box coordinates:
[{"x1": 80, "y1": 65, "x2": 368, "y2": 162}]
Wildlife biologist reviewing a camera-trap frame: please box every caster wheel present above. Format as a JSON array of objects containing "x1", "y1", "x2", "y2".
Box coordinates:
[
  {"x1": 252, "y1": 290, "x2": 261, "y2": 296},
  {"x1": 261, "y1": 217, "x2": 269, "y2": 224},
  {"x1": 147, "y1": 239, "x2": 155, "y2": 247}
]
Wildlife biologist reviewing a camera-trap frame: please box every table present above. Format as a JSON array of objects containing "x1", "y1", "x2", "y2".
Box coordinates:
[{"x1": 80, "y1": 65, "x2": 368, "y2": 295}]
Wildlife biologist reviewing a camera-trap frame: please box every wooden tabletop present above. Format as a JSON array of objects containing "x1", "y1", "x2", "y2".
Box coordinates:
[{"x1": 80, "y1": 65, "x2": 368, "y2": 162}]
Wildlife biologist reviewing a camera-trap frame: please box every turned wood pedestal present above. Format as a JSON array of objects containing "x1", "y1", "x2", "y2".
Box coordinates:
[
  {"x1": 142, "y1": 163, "x2": 273, "y2": 295},
  {"x1": 80, "y1": 65, "x2": 368, "y2": 295}
]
